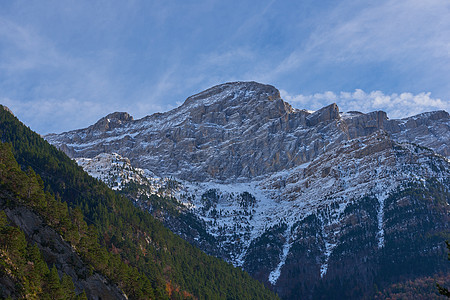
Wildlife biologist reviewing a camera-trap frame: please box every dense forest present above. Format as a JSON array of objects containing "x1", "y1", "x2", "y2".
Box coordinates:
[
  {"x1": 0, "y1": 105, "x2": 278, "y2": 299},
  {"x1": 0, "y1": 208, "x2": 88, "y2": 299}
]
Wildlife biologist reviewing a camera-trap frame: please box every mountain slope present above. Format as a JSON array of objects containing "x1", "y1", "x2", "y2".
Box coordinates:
[
  {"x1": 0, "y1": 105, "x2": 279, "y2": 299},
  {"x1": 0, "y1": 142, "x2": 127, "y2": 299},
  {"x1": 44, "y1": 82, "x2": 450, "y2": 299}
]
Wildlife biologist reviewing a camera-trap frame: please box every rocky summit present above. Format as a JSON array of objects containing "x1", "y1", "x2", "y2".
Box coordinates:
[
  {"x1": 46, "y1": 82, "x2": 449, "y2": 182},
  {"x1": 46, "y1": 81, "x2": 450, "y2": 299}
]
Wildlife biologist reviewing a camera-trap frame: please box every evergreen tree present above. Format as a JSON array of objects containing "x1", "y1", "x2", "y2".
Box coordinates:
[
  {"x1": 61, "y1": 274, "x2": 77, "y2": 299},
  {"x1": 76, "y1": 290, "x2": 88, "y2": 300},
  {"x1": 25, "y1": 243, "x2": 50, "y2": 298},
  {"x1": 44, "y1": 265, "x2": 64, "y2": 300}
]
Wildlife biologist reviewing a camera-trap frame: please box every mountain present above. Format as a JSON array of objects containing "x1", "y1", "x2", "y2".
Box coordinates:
[
  {"x1": 0, "y1": 105, "x2": 278, "y2": 299},
  {"x1": 45, "y1": 82, "x2": 450, "y2": 299},
  {"x1": 45, "y1": 81, "x2": 449, "y2": 180}
]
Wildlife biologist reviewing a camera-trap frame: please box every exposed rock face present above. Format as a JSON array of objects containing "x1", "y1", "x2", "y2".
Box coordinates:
[
  {"x1": 306, "y1": 103, "x2": 340, "y2": 126},
  {"x1": 45, "y1": 82, "x2": 449, "y2": 183},
  {"x1": 45, "y1": 81, "x2": 450, "y2": 299},
  {"x1": 0, "y1": 196, "x2": 127, "y2": 299},
  {"x1": 387, "y1": 110, "x2": 450, "y2": 157},
  {"x1": 342, "y1": 110, "x2": 388, "y2": 138},
  {"x1": 47, "y1": 82, "x2": 314, "y2": 181},
  {"x1": 91, "y1": 112, "x2": 133, "y2": 132}
]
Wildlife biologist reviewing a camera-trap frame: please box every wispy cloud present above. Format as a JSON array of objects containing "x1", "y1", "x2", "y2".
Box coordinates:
[
  {"x1": 1, "y1": 97, "x2": 109, "y2": 134},
  {"x1": 1, "y1": 95, "x2": 183, "y2": 135},
  {"x1": 0, "y1": 1, "x2": 449, "y2": 134},
  {"x1": 201, "y1": 48, "x2": 255, "y2": 68},
  {"x1": 0, "y1": 18, "x2": 69, "y2": 72},
  {"x1": 263, "y1": 0, "x2": 450, "y2": 93},
  {"x1": 280, "y1": 89, "x2": 449, "y2": 119}
]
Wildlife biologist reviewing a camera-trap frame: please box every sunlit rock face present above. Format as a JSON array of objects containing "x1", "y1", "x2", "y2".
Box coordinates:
[{"x1": 46, "y1": 82, "x2": 449, "y2": 182}]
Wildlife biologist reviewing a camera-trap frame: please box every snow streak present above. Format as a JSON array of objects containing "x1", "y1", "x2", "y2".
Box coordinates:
[{"x1": 268, "y1": 225, "x2": 293, "y2": 285}]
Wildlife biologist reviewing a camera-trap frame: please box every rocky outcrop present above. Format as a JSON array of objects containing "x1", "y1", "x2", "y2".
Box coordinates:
[
  {"x1": 387, "y1": 110, "x2": 450, "y2": 157},
  {"x1": 0, "y1": 196, "x2": 127, "y2": 300},
  {"x1": 45, "y1": 82, "x2": 449, "y2": 183},
  {"x1": 91, "y1": 112, "x2": 133, "y2": 132},
  {"x1": 306, "y1": 103, "x2": 340, "y2": 126},
  {"x1": 343, "y1": 110, "x2": 388, "y2": 138}
]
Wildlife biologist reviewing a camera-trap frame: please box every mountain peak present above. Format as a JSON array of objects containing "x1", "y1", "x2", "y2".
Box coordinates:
[
  {"x1": 92, "y1": 112, "x2": 133, "y2": 131},
  {"x1": 45, "y1": 81, "x2": 449, "y2": 181},
  {"x1": 102, "y1": 111, "x2": 133, "y2": 122},
  {"x1": 182, "y1": 81, "x2": 281, "y2": 108}
]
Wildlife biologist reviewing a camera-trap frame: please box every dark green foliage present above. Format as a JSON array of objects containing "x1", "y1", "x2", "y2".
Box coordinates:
[
  {"x1": 309, "y1": 197, "x2": 380, "y2": 299},
  {"x1": 379, "y1": 179, "x2": 450, "y2": 283},
  {"x1": 44, "y1": 266, "x2": 64, "y2": 299},
  {"x1": 0, "y1": 106, "x2": 278, "y2": 299},
  {"x1": 0, "y1": 210, "x2": 81, "y2": 299},
  {"x1": 243, "y1": 222, "x2": 288, "y2": 278},
  {"x1": 61, "y1": 274, "x2": 77, "y2": 299},
  {"x1": 264, "y1": 183, "x2": 449, "y2": 300}
]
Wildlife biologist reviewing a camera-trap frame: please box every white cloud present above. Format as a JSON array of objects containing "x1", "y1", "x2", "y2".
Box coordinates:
[{"x1": 280, "y1": 89, "x2": 449, "y2": 119}]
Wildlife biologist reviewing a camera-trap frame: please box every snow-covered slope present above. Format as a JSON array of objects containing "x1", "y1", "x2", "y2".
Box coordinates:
[
  {"x1": 179, "y1": 130, "x2": 449, "y2": 280},
  {"x1": 46, "y1": 82, "x2": 450, "y2": 299},
  {"x1": 76, "y1": 153, "x2": 154, "y2": 190},
  {"x1": 76, "y1": 152, "x2": 178, "y2": 199}
]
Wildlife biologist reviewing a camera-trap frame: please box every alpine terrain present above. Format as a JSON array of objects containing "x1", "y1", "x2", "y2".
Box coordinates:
[{"x1": 46, "y1": 82, "x2": 450, "y2": 299}]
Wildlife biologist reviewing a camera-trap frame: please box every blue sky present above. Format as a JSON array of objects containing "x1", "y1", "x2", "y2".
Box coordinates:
[{"x1": 1, "y1": 0, "x2": 449, "y2": 134}]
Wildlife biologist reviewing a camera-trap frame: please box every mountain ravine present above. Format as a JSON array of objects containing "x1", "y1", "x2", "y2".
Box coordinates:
[{"x1": 46, "y1": 81, "x2": 450, "y2": 299}]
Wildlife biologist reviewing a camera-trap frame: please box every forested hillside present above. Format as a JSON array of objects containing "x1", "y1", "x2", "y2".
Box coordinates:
[
  {"x1": 0, "y1": 208, "x2": 87, "y2": 299},
  {"x1": 0, "y1": 105, "x2": 278, "y2": 299}
]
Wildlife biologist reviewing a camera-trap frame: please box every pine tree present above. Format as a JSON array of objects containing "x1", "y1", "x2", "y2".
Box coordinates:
[
  {"x1": 76, "y1": 290, "x2": 88, "y2": 300},
  {"x1": 25, "y1": 243, "x2": 50, "y2": 298},
  {"x1": 60, "y1": 274, "x2": 77, "y2": 299},
  {"x1": 44, "y1": 265, "x2": 64, "y2": 300}
]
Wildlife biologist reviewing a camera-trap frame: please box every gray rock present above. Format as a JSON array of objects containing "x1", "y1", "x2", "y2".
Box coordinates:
[
  {"x1": 306, "y1": 103, "x2": 340, "y2": 126},
  {"x1": 45, "y1": 81, "x2": 450, "y2": 182}
]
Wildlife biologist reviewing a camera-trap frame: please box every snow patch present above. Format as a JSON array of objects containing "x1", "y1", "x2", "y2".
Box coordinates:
[
  {"x1": 374, "y1": 181, "x2": 392, "y2": 249},
  {"x1": 320, "y1": 241, "x2": 337, "y2": 278},
  {"x1": 268, "y1": 225, "x2": 293, "y2": 285}
]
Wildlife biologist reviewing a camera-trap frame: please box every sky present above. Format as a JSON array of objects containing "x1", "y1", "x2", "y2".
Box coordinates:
[{"x1": 0, "y1": 0, "x2": 449, "y2": 134}]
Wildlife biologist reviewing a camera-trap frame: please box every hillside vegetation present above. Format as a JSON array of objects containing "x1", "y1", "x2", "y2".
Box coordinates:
[{"x1": 0, "y1": 106, "x2": 278, "y2": 299}]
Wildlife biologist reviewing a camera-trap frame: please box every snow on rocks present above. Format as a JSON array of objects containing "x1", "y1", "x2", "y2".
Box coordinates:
[{"x1": 47, "y1": 82, "x2": 449, "y2": 286}]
